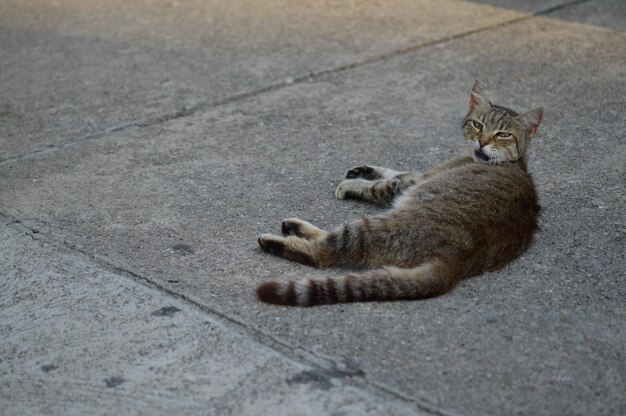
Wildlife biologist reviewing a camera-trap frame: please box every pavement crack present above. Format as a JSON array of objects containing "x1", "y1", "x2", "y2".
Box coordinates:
[
  {"x1": 0, "y1": 209, "x2": 456, "y2": 415},
  {"x1": 0, "y1": 0, "x2": 592, "y2": 169},
  {"x1": 533, "y1": 0, "x2": 594, "y2": 16},
  {"x1": 0, "y1": 2, "x2": 594, "y2": 413}
]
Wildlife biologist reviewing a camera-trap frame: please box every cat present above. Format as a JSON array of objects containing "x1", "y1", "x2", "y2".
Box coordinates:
[{"x1": 257, "y1": 81, "x2": 543, "y2": 306}]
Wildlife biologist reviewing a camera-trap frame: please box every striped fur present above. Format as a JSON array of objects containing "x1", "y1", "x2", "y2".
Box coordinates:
[
  {"x1": 257, "y1": 82, "x2": 543, "y2": 306},
  {"x1": 257, "y1": 262, "x2": 458, "y2": 306}
]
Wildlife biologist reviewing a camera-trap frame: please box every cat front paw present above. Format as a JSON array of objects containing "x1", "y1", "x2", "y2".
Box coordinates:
[
  {"x1": 335, "y1": 179, "x2": 363, "y2": 200},
  {"x1": 345, "y1": 165, "x2": 380, "y2": 180}
]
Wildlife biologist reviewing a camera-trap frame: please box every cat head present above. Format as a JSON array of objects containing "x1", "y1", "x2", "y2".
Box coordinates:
[{"x1": 462, "y1": 81, "x2": 543, "y2": 164}]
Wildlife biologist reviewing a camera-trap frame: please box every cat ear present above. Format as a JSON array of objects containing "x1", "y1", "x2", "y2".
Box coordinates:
[
  {"x1": 469, "y1": 81, "x2": 490, "y2": 112},
  {"x1": 516, "y1": 108, "x2": 543, "y2": 137}
]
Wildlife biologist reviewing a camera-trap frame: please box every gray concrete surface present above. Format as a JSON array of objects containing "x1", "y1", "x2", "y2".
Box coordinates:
[
  {"x1": 1, "y1": 0, "x2": 625, "y2": 415},
  {"x1": 0, "y1": 222, "x2": 420, "y2": 415},
  {"x1": 0, "y1": 0, "x2": 528, "y2": 162}
]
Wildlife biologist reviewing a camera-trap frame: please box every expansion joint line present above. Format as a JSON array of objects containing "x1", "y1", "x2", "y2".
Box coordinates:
[
  {"x1": 0, "y1": 0, "x2": 591, "y2": 167},
  {"x1": 0, "y1": 209, "x2": 457, "y2": 416},
  {"x1": 0, "y1": 1, "x2": 593, "y2": 414}
]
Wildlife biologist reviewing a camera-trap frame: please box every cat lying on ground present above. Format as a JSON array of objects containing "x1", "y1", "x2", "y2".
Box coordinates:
[{"x1": 257, "y1": 81, "x2": 543, "y2": 306}]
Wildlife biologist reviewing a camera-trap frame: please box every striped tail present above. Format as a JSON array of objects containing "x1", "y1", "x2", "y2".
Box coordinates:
[{"x1": 256, "y1": 260, "x2": 459, "y2": 307}]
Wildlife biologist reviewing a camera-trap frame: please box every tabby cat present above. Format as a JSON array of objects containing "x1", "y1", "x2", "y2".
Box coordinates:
[{"x1": 257, "y1": 82, "x2": 543, "y2": 306}]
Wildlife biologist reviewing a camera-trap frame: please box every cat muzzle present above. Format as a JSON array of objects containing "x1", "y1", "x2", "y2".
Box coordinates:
[{"x1": 474, "y1": 149, "x2": 490, "y2": 161}]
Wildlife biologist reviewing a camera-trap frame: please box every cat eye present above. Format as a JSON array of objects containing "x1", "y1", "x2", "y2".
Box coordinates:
[
  {"x1": 496, "y1": 132, "x2": 512, "y2": 138},
  {"x1": 471, "y1": 120, "x2": 483, "y2": 131}
]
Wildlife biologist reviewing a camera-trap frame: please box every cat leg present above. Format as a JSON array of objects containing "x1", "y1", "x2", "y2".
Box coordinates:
[
  {"x1": 258, "y1": 234, "x2": 320, "y2": 267},
  {"x1": 281, "y1": 218, "x2": 328, "y2": 240},
  {"x1": 260, "y1": 213, "x2": 415, "y2": 269},
  {"x1": 259, "y1": 219, "x2": 333, "y2": 267},
  {"x1": 344, "y1": 165, "x2": 404, "y2": 180},
  {"x1": 335, "y1": 175, "x2": 418, "y2": 205}
]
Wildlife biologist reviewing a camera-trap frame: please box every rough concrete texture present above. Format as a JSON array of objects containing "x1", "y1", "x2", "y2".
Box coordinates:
[
  {"x1": 1, "y1": 0, "x2": 625, "y2": 415},
  {"x1": 0, "y1": 0, "x2": 529, "y2": 162},
  {"x1": 0, "y1": 223, "x2": 421, "y2": 416}
]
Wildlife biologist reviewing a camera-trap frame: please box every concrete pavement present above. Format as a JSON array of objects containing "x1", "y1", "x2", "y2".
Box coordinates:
[
  {"x1": 0, "y1": 221, "x2": 420, "y2": 415},
  {"x1": 1, "y1": 1, "x2": 625, "y2": 415}
]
